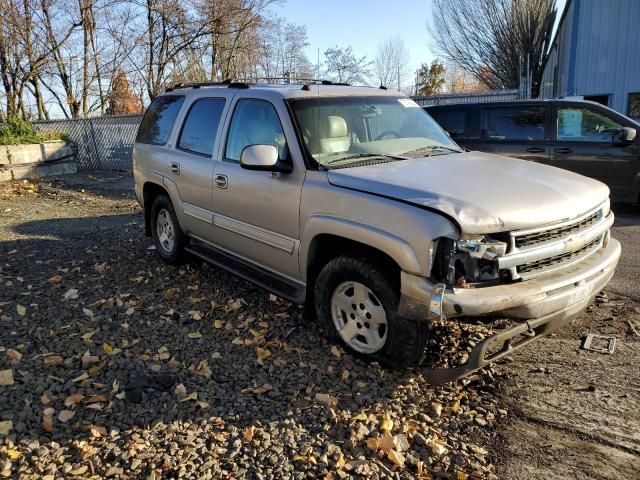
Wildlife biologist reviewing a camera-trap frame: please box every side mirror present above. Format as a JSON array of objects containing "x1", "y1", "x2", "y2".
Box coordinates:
[
  {"x1": 613, "y1": 127, "x2": 636, "y2": 144},
  {"x1": 240, "y1": 144, "x2": 291, "y2": 173}
]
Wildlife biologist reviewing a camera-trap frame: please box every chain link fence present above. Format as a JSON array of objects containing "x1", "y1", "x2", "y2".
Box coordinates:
[
  {"x1": 411, "y1": 89, "x2": 519, "y2": 107},
  {"x1": 33, "y1": 114, "x2": 143, "y2": 172}
]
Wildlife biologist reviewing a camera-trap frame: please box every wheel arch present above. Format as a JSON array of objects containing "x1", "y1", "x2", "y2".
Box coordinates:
[{"x1": 142, "y1": 182, "x2": 171, "y2": 236}]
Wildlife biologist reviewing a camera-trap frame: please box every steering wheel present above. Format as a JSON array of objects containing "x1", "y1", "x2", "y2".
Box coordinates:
[{"x1": 375, "y1": 130, "x2": 401, "y2": 141}]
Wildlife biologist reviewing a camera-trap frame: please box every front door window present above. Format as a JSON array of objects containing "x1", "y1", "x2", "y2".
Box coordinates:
[{"x1": 557, "y1": 107, "x2": 622, "y2": 142}]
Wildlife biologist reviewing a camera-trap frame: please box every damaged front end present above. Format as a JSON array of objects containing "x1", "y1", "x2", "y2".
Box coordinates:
[{"x1": 431, "y1": 235, "x2": 509, "y2": 289}]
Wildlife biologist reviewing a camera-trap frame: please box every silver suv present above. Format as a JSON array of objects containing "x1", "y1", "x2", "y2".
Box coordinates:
[{"x1": 133, "y1": 82, "x2": 620, "y2": 383}]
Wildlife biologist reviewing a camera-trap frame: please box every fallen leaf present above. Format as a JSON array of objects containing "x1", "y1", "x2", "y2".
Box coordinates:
[
  {"x1": 16, "y1": 304, "x2": 26, "y2": 316},
  {"x1": 58, "y1": 410, "x2": 75, "y2": 423},
  {"x1": 178, "y1": 392, "x2": 198, "y2": 402},
  {"x1": 89, "y1": 425, "x2": 107, "y2": 437},
  {"x1": 94, "y1": 263, "x2": 108, "y2": 274},
  {"x1": 81, "y1": 351, "x2": 99, "y2": 368},
  {"x1": 213, "y1": 320, "x2": 224, "y2": 329},
  {"x1": 82, "y1": 308, "x2": 94, "y2": 318},
  {"x1": 175, "y1": 383, "x2": 187, "y2": 400},
  {"x1": 341, "y1": 369, "x2": 350, "y2": 381},
  {"x1": 189, "y1": 310, "x2": 203, "y2": 320},
  {"x1": 187, "y1": 331, "x2": 202, "y2": 339},
  {"x1": 432, "y1": 401, "x2": 443, "y2": 417},
  {"x1": 43, "y1": 355, "x2": 64, "y2": 365},
  {"x1": 102, "y1": 343, "x2": 114, "y2": 354},
  {"x1": 243, "y1": 425, "x2": 255, "y2": 442},
  {"x1": 43, "y1": 408, "x2": 54, "y2": 432},
  {"x1": 380, "y1": 415, "x2": 393, "y2": 433},
  {"x1": 336, "y1": 453, "x2": 346, "y2": 468},
  {"x1": 387, "y1": 449, "x2": 405, "y2": 469},
  {"x1": 7, "y1": 349, "x2": 22, "y2": 363},
  {"x1": 5, "y1": 449, "x2": 21, "y2": 460},
  {"x1": 64, "y1": 393, "x2": 84, "y2": 407},
  {"x1": 49, "y1": 274, "x2": 63, "y2": 283},
  {"x1": 63, "y1": 288, "x2": 79, "y2": 300},
  {"x1": 189, "y1": 360, "x2": 212, "y2": 379},
  {"x1": 366, "y1": 437, "x2": 379, "y2": 451},
  {"x1": 330, "y1": 346, "x2": 342, "y2": 358},
  {"x1": 249, "y1": 383, "x2": 272, "y2": 394},
  {"x1": 72, "y1": 372, "x2": 89, "y2": 383},
  {"x1": 41, "y1": 394, "x2": 51, "y2": 405},
  {"x1": 315, "y1": 393, "x2": 338, "y2": 407},
  {"x1": 0, "y1": 369, "x2": 14, "y2": 386},
  {"x1": 256, "y1": 347, "x2": 271, "y2": 363},
  {"x1": 378, "y1": 431, "x2": 394, "y2": 453},
  {"x1": 456, "y1": 471, "x2": 470, "y2": 480},
  {"x1": 0, "y1": 420, "x2": 12, "y2": 435}
]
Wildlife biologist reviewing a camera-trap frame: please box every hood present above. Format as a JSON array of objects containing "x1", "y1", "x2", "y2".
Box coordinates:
[{"x1": 327, "y1": 151, "x2": 610, "y2": 234}]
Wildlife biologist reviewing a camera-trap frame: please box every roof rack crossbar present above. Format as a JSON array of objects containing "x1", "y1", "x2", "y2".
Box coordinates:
[{"x1": 165, "y1": 80, "x2": 249, "y2": 92}]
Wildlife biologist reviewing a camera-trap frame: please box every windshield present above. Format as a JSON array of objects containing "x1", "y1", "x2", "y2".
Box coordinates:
[{"x1": 288, "y1": 95, "x2": 461, "y2": 167}]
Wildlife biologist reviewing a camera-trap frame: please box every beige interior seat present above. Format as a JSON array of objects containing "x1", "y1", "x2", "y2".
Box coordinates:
[{"x1": 319, "y1": 115, "x2": 350, "y2": 153}]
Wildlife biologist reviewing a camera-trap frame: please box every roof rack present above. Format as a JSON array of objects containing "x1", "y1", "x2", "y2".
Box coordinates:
[
  {"x1": 165, "y1": 80, "x2": 249, "y2": 92},
  {"x1": 164, "y1": 77, "x2": 359, "y2": 93}
]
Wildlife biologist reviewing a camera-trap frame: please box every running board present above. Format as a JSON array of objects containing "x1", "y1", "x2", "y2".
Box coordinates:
[{"x1": 185, "y1": 240, "x2": 306, "y2": 304}]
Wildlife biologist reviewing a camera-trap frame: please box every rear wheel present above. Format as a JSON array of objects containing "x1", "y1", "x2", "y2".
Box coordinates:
[
  {"x1": 150, "y1": 195, "x2": 186, "y2": 263},
  {"x1": 314, "y1": 255, "x2": 428, "y2": 367}
]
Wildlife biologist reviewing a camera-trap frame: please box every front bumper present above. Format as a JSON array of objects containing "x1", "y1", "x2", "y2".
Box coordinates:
[{"x1": 398, "y1": 238, "x2": 621, "y2": 383}]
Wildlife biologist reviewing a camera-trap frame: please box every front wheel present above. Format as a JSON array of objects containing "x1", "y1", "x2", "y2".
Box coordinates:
[
  {"x1": 150, "y1": 195, "x2": 186, "y2": 263},
  {"x1": 314, "y1": 255, "x2": 428, "y2": 367}
]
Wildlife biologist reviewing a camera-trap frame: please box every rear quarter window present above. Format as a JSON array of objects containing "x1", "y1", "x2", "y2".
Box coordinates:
[{"x1": 136, "y1": 96, "x2": 185, "y2": 145}]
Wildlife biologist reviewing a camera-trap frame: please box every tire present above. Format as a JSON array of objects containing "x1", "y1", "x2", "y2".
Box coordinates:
[
  {"x1": 314, "y1": 255, "x2": 428, "y2": 368},
  {"x1": 150, "y1": 195, "x2": 186, "y2": 263}
]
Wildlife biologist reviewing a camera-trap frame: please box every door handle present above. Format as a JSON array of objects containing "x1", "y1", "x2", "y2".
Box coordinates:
[
  {"x1": 526, "y1": 147, "x2": 545, "y2": 153},
  {"x1": 170, "y1": 162, "x2": 180, "y2": 175},
  {"x1": 214, "y1": 174, "x2": 228, "y2": 189},
  {"x1": 554, "y1": 147, "x2": 572, "y2": 154}
]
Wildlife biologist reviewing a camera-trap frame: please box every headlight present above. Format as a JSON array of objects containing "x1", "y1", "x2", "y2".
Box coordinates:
[{"x1": 432, "y1": 236, "x2": 508, "y2": 287}]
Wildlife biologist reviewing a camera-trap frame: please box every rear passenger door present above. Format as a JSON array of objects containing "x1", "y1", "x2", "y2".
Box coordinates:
[
  {"x1": 165, "y1": 96, "x2": 229, "y2": 239},
  {"x1": 465, "y1": 104, "x2": 552, "y2": 165}
]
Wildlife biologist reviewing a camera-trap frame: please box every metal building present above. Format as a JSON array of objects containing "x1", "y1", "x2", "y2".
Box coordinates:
[{"x1": 540, "y1": 0, "x2": 640, "y2": 120}]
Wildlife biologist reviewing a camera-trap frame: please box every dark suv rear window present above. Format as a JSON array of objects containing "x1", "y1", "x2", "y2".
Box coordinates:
[
  {"x1": 136, "y1": 96, "x2": 185, "y2": 145},
  {"x1": 480, "y1": 106, "x2": 545, "y2": 141},
  {"x1": 427, "y1": 108, "x2": 469, "y2": 139}
]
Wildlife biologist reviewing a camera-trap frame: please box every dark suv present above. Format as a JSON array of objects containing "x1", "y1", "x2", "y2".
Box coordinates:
[{"x1": 426, "y1": 100, "x2": 639, "y2": 204}]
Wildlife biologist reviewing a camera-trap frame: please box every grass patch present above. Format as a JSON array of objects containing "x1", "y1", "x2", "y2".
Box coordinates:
[{"x1": 0, "y1": 118, "x2": 69, "y2": 145}]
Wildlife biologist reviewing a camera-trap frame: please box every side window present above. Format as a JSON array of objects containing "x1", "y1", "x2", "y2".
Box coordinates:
[
  {"x1": 627, "y1": 93, "x2": 640, "y2": 120},
  {"x1": 481, "y1": 106, "x2": 545, "y2": 141},
  {"x1": 557, "y1": 107, "x2": 623, "y2": 142},
  {"x1": 428, "y1": 108, "x2": 468, "y2": 139},
  {"x1": 177, "y1": 98, "x2": 226, "y2": 156},
  {"x1": 136, "y1": 96, "x2": 184, "y2": 145},
  {"x1": 225, "y1": 99, "x2": 287, "y2": 162}
]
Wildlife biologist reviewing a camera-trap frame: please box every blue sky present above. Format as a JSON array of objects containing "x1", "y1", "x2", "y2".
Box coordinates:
[
  {"x1": 274, "y1": 0, "x2": 437, "y2": 78},
  {"x1": 274, "y1": 0, "x2": 567, "y2": 84}
]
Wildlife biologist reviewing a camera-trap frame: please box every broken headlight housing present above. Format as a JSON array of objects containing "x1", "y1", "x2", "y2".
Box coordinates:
[{"x1": 431, "y1": 235, "x2": 509, "y2": 287}]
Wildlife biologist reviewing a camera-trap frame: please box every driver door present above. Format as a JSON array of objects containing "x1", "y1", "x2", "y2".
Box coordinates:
[{"x1": 551, "y1": 103, "x2": 639, "y2": 200}]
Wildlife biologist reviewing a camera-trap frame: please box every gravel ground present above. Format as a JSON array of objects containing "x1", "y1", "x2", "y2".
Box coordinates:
[{"x1": 0, "y1": 175, "x2": 501, "y2": 479}]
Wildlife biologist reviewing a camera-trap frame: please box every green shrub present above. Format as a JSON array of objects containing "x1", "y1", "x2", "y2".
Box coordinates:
[{"x1": 0, "y1": 118, "x2": 69, "y2": 145}]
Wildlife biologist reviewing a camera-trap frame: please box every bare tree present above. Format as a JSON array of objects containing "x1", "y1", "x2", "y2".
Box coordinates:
[
  {"x1": 324, "y1": 46, "x2": 371, "y2": 85},
  {"x1": 444, "y1": 60, "x2": 488, "y2": 93},
  {"x1": 256, "y1": 15, "x2": 312, "y2": 81},
  {"x1": 374, "y1": 36, "x2": 410, "y2": 90},
  {"x1": 429, "y1": 0, "x2": 555, "y2": 96}
]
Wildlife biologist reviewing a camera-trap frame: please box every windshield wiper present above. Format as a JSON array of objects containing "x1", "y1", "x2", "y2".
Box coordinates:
[
  {"x1": 403, "y1": 145, "x2": 463, "y2": 157},
  {"x1": 325, "y1": 153, "x2": 409, "y2": 166}
]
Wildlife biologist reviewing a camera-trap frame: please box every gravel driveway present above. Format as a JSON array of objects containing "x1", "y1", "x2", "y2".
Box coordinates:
[{"x1": 0, "y1": 175, "x2": 499, "y2": 479}]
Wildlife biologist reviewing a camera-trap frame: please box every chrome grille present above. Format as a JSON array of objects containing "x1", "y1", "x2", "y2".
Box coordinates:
[
  {"x1": 514, "y1": 211, "x2": 600, "y2": 249},
  {"x1": 516, "y1": 236, "x2": 602, "y2": 275}
]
